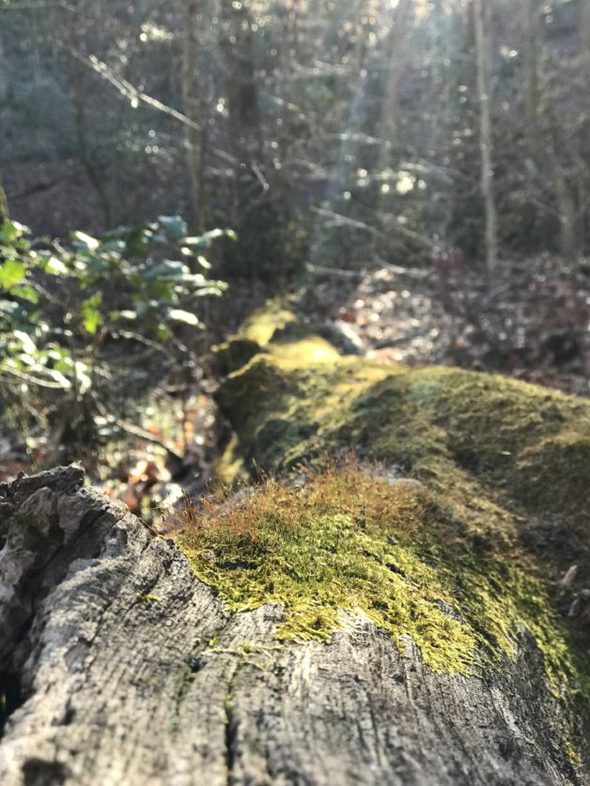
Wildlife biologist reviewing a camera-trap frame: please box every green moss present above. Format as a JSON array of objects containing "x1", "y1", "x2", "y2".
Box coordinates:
[
  {"x1": 136, "y1": 593, "x2": 161, "y2": 604},
  {"x1": 341, "y1": 367, "x2": 590, "y2": 578},
  {"x1": 219, "y1": 355, "x2": 590, "y2": 564},
  {"x1": 268, "y1": 335, "x2": 341, "y2": 365},
  {"x1": 193, "y1": 327, "x2": 590, "y2": 767},
  {"x1": 215, "y1": 433, "x2": 249, "y2": 486},
  {"x1": 239, "y1": 299, "x2": 297, "y2": 346},
  {"x1": 216, "y1": 346, "x2": 390, "y2": 472},
  {"x1": 177, "y1": 468, "x2": 577, "y2": 690},
  {"x1": 212, "y1": 338, "x2": 262, "y2": 376}
]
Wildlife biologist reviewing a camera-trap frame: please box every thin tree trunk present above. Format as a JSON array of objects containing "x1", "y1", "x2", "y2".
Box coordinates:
[
  {"x1": 377, "y1": 0, "x2": 413, "y2": 172},
  {"x1": 73, "y1": 99, "x2": 113, "y2": 229},
  {"x1": 521, "y1": 0, "x2": 579, "y2": 263},
  {"x1": 372, "y1": 0, "x2": 413, "y2": 260},
  {"x1": 220, "y1": 0, "x2": 264, "y2": 230},
  {"x1": 552, "y1": 163, "x2": 579, "y2": 262},
  {"x1": 521, "y1": 0, "x2": 539, "y2": 136},
  {"x1": 222, "y1": 1, "x2": 262, "y2": 157},
  {"x1": 69, "y1": 0, "x2": 113, "y2": 229},
  {"x1": 582, "y1": 0, "x2": 590, "y2": 70},
  {"x1": 580, "y1": 0, "x2": 590, "y2": 254},
  {"x1": 0, "y1": 175, "x2": 8, "y2": 224},
  {"x1": 182, "y1": 0, "x2": 208, "y2": 234},
  {"x1": 473, "y1": 0, "x2": 499, "y2": 278}
]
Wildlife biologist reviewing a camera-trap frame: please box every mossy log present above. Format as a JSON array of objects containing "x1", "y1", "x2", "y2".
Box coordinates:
[{"x1": 1, "y1": 319, "x2": 589, "y2": 785}]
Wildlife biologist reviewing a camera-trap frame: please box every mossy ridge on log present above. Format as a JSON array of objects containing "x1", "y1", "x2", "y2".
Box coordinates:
[
  {"x1": 215, "y1": 330, "x2": 590, "y2": 569},
  {"x1": 180, "y1": 315, "x2": 590, "y2": 764},
  {"x1": 177, "y1": 464, "x2": 575, "y2": 685},
  {"x1": 217, "y1": 328, "x2": 590, "y2": 522}
]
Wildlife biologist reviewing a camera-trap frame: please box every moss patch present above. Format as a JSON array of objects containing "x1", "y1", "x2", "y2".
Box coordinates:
[
  {"x1": 184, "y1": 325, "x2": 590, "y2": 769},
  {"x1": 207, "y1": 339, "x2": 590, "y2": 700},
  {"x1": 216, "y1": 346, "x2": 390, "y2": 473},
  {"x1": 177, "y1": 465, "x2": 577, "y2": 689},
  {"x1": 218, "y1": 353, "x2": 590, "y2": 570},
  {"x1": 354, "y1": 367, "x2": 590, "y2": 517},
  {"x1": 240, "y1": 300, "x2": 297, "y2": 346}
]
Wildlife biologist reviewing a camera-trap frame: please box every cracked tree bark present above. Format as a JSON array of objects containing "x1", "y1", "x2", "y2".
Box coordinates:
[{"x1": 0, "y1": 463, "x2": 587, "y2": 786}]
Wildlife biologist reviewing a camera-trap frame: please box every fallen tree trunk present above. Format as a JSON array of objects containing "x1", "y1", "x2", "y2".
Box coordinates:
[{"x1": 1, "y1": 314, "x2": 589, "y2": 785}]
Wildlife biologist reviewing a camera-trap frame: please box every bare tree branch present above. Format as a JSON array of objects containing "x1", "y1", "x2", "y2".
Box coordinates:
[{"x1": 69, "y1": 49, "x2": 202, "y2": 132}]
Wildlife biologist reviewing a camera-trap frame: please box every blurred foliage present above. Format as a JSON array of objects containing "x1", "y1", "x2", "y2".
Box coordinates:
[{"x1": 0, "y1": 215, "x2": 231, "y2": 458}]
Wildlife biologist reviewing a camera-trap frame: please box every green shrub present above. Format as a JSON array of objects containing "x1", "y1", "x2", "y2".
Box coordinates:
[{"x1": 0, "y1": 216, "x2": 232, "y2": 458}]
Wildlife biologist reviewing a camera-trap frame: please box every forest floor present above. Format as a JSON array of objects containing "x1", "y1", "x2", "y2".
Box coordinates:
[
  {"x1": 2, "y1": 253, "x2": 589, "y2": 518},
  {"x1": 302, "y1": 253, "x2": 590, "y2": 397}
]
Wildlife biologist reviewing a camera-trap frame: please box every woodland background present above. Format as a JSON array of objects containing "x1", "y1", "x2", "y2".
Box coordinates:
[
  {"x1": 2, "y1": 0, "x2": 589, "y2": 269},
  {"x1": 1, "y1": 0, "x2": 590, "y2": 503}
]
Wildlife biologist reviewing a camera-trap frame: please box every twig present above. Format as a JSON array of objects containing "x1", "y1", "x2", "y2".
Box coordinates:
[
  {"x1": 111, "y1": 330, "x2": 171, "y2": 356},
  {"x1": 65, "y1": 47, "x2": 237, "y2": 165},
  {"x1": 305, "y1": 263, "x2": 363, "y2": 279},
  {"x1": 115, "y1": 420, "x2": 184, "y2": 462},
  {"x1": 0, "y1": 1, "x2": 74, "y2": 10},
  {"x1": 311, "y1": 207, "x2": 385, "y2": 237},
  {"x1": 70, "y1": 49, "x2": 202, "y2": 131},
  {"x1": 0, "y1": 367, "x2": 71, "y2": 390}
]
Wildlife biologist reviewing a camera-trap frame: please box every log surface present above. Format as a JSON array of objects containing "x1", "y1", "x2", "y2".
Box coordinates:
[{"x1": 0, "y1": 469, "x2": 584, "y2": 786}]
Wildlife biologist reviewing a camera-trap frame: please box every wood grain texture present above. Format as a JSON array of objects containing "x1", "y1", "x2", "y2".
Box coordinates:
[{"x1": 0, "y1": 468, "x2": 585, "y2": 785}]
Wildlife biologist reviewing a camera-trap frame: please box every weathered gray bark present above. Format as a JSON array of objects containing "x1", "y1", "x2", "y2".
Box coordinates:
[{"x1": 0, "y1": 465, "x2": 586, "y2": 785}]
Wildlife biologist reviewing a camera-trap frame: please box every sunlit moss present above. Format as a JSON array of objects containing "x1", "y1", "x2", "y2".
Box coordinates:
[
  {"x1": 343, "y1": 367, "x2": 590, "y2": 568},
  {"x1": 217, "y1": 347, "x2": 390, "y2": 473},
  {"x1": 168, "y1": 323, "x2": 590, "y2": 785},
  {"x1": 177, "y1": 320, "x2": 590, "y2": 771},
  {"x1": 219, "y1": 354, "x2": 590, "y2": 560},
  {"x1": 239, "y1": 299, "x2": 297, "y2": 346},
  {"x1": 176, "y1": 466, "x2": 577, "y2": 689},
  {"x1": 214, "y1": 433, "x2": 248, "y2": 486},
  {"x1": 268, "y1": 335, "x2": 341, "y2": 366}
]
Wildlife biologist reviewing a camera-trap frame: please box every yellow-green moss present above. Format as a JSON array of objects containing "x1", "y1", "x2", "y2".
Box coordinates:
[
  {"x1": 185, "y1": 326, "x2": 590, "y2": 767},
  {"x1": 214, "y1": 433, "x2": 249, "y2": 486},
  {"x1": 268, "y1": 335, "x2": 341, "y2": 365},
  {"x1": 208, "y1": 338, "x2": 590, "y2": 702},
  {"x1": 219, "y1": 354, "x2": 590, "y2": 562},
  {"x1": 240, "y1": 299, "x2": 297, "y2": 346},
  {"x1": 381, "y1": 368, "x2": 590, "y2": 517},
  {"x1": 217, "y1": 345, "x2": 390, "y2": 470},
  {"x1": 177, "y1": 467, "x2": 577, "y2": 691}
]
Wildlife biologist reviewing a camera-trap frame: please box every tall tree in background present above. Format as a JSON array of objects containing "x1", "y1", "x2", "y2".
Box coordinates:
[
  {"x1": 378, "y1": 0, "x2": 413, "y2": 172},
  {"x1": 220, "y1": 0, "x2": 263, "y2": 217},
  {"x1": 473, "y1": 0, "x2": 498, "y2": 278},
  {"x1": 182, "y1": 0, "x2": 208, "y2": 233},
  {"x1": 520, "y1": 0, "x2": 579, "y2": 263},
  {"x1": 0, "y1": 174, "x2": 8, "y2": 223},
  {"x1": 583, "y1": 0, "x2": 590, "y2": 76},
  {"x1": 581, "y1": 0, "x2": 590, "y2": 253},
  {"x1": 68, "y1": 0, "x2": 113, "y2": 228}
]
